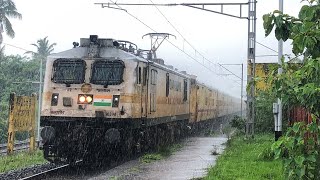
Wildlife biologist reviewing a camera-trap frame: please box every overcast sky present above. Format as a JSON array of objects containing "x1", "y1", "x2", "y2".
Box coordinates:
[{"x1": 3, "y1": 0, "x2": 306, "y2": 98}]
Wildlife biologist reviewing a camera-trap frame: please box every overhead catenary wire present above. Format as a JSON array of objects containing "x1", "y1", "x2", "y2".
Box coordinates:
[
  {"x1": 3, "y1": 43, "x2": 36, "y2": 53},
  {"x1": 148, "y1": 0, "x2": 241, "y2": 78},
  {"x1": 255, "y1": 40, "x2": 278, "y2": 53},
  {"x1": 108, "y1": 0, "x2": 295, "y2": 82},
  {"x1": 106, "y1": 0, "x2": 241, "y2": 85}
]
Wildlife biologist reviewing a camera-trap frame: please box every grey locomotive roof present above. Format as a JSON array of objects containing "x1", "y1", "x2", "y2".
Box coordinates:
[
  {"x1": 48, "y1": 46, "x2": 139, "y2": 60},
  {"x1": 48, "y1": 46, "x2": 191, "y2": 79}
]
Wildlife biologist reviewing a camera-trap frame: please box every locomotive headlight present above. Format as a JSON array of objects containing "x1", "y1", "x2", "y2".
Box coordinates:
[
  {"x1": 86, "y1": 96, "x2": 93, "y2": 103},
  {"x1": 79, "y1": 95, "x2": 86, "y2": 103},
  {"x1": 78, "y1": 94, "x2": 93, "y2": 104}
]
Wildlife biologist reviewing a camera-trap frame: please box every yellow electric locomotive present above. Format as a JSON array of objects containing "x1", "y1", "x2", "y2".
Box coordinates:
[{"x1": 40, "y1": 34, "x2": 241, "y2": 163}]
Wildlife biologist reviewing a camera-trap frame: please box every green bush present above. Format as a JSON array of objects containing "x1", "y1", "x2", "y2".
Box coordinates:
[{"x1": 230, "y1": 115, "x2": 245, "y2": 132}]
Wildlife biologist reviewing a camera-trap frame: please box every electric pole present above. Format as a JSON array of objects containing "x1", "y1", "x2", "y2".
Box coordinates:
[{"x1": 275, "y1": 0, "x2": 283, "y2": 141}]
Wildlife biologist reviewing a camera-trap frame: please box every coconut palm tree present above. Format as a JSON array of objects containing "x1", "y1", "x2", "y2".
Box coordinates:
[
  {"x1": 0, "y1": 0, "x2": 22, "y2": 45},
  {"x1": 26, "y1": 36, "x2": 57, "y2": 60},
  {"x1": 0, "y1": 45, "x2": 4, "y2": 58}
]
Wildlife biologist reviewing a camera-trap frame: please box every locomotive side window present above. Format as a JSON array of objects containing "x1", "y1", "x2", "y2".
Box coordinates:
[
  {"x1": 137, "y1": 67, "x2": 142, "y2": 84},
  {"x1": 52, "y1": 59, "x2": 86, "y2": 84},
  {"x1": 151, "y1": 69, "x2": 157, "y2": 85},
  {"x1": 143, "y1": 67, "x2": 147, "y2": 85},
  {"x1": 166, "y1": 73, "x2": 169, "y2": 97},
  {"x1": 91, "y1": 60, "x2": 125, "y2": 85},
  {"x1": 183, "y1": 79, "x2": 188, "y2": 101}
]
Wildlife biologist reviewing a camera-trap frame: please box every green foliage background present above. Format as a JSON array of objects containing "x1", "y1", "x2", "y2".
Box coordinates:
[
  {"x1": 255, "y1": 90, "x2": 277, "y2": 133},
  {"x1": 0, "y1": 54, "x2": 40, "y2": 143},
  {"x1": 263, "y1": 0, "x2": 320, "y2": 179}
]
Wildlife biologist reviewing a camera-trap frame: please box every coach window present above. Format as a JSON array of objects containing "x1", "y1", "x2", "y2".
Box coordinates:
[
  {"x1": 183, "y1": 79, "x2": 187, "y2": 101},
  {"x1": 151, "y1": 69, "x2": 157, "y2": 85},
  {"x1": 166, "y1": 73, "x2": 169, "y2": 97}
]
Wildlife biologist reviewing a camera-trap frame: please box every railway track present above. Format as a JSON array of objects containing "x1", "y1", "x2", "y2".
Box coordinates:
[
  {"x1": 0, "y1": 140, "x2": 30, "y2": 155},
  {"x1": 19, "y1": 163, "x2": 70, "y2": 180},
  {"x1": 0, "y1": 140, "x2": 42, "y2": 155},
  {"x1": 0, "y1": 161, "x2": 82, "y2": 180}
]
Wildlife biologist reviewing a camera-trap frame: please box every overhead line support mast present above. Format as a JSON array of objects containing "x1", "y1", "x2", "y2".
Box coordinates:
[{"x1": 95, "y1": 1, "x2": 257, "y2": 137}]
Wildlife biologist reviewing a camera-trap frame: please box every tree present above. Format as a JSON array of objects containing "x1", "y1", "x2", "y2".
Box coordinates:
[
  {"x1": 263, "y1": 1, "x2": 320, "y2": 179},
  {"x1": 263, "y1": 0, "x2": 320, "y2": 116},
  {"x1": 26, "y1": 36, "x2": 57, "y2": 60},
  {"x1": 0, "y1": 0, "x2": 22, "y2": 45},
  {"x1": 0, "y1": 54, "x2": 39, "y2": 143},
  {"x1": 0, "y1": 45, "x2": 4, "y2": 58}
]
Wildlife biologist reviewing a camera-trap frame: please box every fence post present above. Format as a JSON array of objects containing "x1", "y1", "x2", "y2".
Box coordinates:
[
  {"x1": 7, "y1": 93, "x2": 16, "y2": 155},
  {"x1": 29, "y1": 93, "x2": 37, "y2": 152}
]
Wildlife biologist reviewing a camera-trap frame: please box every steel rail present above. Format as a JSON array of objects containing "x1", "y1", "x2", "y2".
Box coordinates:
[{"x1": 19, "y1": 164, "x2": 70, "y2": 180}]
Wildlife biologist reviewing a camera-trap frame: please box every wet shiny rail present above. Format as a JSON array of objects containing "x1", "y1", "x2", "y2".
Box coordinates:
[{"x1": 19, "y1": 163, "x2": 70, "y2": 180}]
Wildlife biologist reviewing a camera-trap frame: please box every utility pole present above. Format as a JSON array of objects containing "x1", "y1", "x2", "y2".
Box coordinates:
[
  {"x1": 241, "y1": 63, "x2": 244, "y2": 118},
  {"x1": 275, "y1": 0, "x2": 283, "y2": 141},
  {"x1": 96, "y1": 1, "x2": 257, "y2": 137},
  {"x1": 37, "y1": 57, "x2": 43, "y2": 144}
]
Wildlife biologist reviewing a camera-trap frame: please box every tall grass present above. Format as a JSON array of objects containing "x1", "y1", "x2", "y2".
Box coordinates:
[
  {"x1": 205, "y1": 134, "x2": 284, "y2": 180},
  {"x1": 0, "y1": 150, "x2": 47, "y2": 173}
]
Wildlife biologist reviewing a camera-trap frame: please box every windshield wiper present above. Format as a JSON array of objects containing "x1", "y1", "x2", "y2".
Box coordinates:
[{"x1": 103, "y1": 65, "x2": 114, "y2": 88}]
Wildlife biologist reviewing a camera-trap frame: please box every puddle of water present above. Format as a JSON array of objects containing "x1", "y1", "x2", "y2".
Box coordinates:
[{"x1": 90, "y1": 135, "x2": 228, "y2": 180}]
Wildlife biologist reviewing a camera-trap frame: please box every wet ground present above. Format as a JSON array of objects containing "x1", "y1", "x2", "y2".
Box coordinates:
[
  {"x1": 88, "y1": 135, "x2": 228, "y2": 180},
  {"x1": 45, "y1": 134, "x2": 228, "y2": 180}
]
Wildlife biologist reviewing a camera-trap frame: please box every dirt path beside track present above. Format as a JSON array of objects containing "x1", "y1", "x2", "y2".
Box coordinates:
[{"x1": 90, "y1": 135, "x2": 228, "y2": 180}]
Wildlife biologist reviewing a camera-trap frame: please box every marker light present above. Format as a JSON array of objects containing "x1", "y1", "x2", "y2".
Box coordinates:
[
  {"x1": 51, "y1": 93, "x2": 59, "y2": 106},
  {"x1": 86, "y1": 96, "x2": 93, "y2": 103},
  {"x1": 112, "y1": 95, "x2": 120, "y2": 107},
  {"x1": 79, "y1": 96, "x2": 86, "y2": 103}
]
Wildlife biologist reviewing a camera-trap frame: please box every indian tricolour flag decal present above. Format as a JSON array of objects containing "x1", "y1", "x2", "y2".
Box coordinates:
[{"x1": 93, "y1": 95, "x2": 112, "y2": 106}]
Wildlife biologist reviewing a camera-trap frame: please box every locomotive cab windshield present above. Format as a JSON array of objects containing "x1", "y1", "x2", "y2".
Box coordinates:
[
  {"x1": 52, "y1": 58, "x2": 86, "y2": 85},
  {"x1": 90, "y1": 60, "x2": 125, "y2": 86}
]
